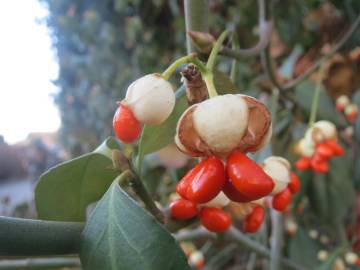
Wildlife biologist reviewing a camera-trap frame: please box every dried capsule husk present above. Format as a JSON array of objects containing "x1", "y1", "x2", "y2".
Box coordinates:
[
  {"x1": 175, "y1": 94, "x2": 272, "y2": 158},
  {"x1": 124, "y1": 73, "x2": 175, "y2": 125},
  {"x1": 181, "y1": 64, "x2": 208, "y2": 105},
  {"x1": 262, "y1": 156, "x2": 291, "y2": 195},
  {"x1": 236, "y1": 95, "x2": 272, "y2": 153},
  {"x1": 227, "y1": 199, "x2": 265, "y2": 220}
]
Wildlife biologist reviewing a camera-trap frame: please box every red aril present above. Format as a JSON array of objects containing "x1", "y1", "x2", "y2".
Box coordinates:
[
  {"x1": 288, "y1": 172, "x2": 301, "y2": 194},
  {"x1": 227, "y1": 150, "x2": 274, "y2": 200},
  {"x1": 169, "y1": 199, "x2": 198, "y2": 220},
  {"x1": 199, "y1": 207, "x2": 232, "y2": 232},
  {"x1": 272, "y1": 188, "x2": 292, "y2": 212},
  {"x1": 113, "y1": 103, "x2": 142, "y2": 143},
  {"x1": 243, "y1": 206, "x2": 265, "y2": 233},
  {"x1": 176, "y1": 156, "x2": 226, "y2": 204}
]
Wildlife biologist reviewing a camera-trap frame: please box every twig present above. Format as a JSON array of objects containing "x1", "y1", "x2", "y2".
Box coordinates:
[
  {"x1": 174, "y1": 227, "x2": 216, "y2": 242},
  {"x1": 0, "y1": 257, "x2": 80, "y2": 270},
  {"x1": 173, "y1": 226, "x2": 306, "y2": 270},
  {"x1": 0, "y1": 216, "x2": 83, "y2": 256},
  {"x1": 184, "y1": 0, "x2": 209, "y2": 53},
  {"x1": 220, "y1": 0, "x2": 272, "y2": 58},
  {"x1": 269, "y1": 210, "x2": 284, "y2": 270},
  {"x1": 308, "y1": 64, "x2": 325, "y2": 126}
]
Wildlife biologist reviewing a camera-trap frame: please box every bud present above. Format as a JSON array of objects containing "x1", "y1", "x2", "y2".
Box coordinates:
[
  {"x1": 175, "y1": 94, "x2": 272, "y2": 157},
  {"x1": 187, "y1": 31, "x2": 215, "y2": 54},
  {"x1": 124, "y1": 74, "x2": 175, "y2": 125},
  {"x1": 189, "y1": 250, "x2": 205, "y2": 269},
  {"x1": 319, "y1": 235, "x2": 330, "y2": 245},
  {"x1": 201, "y1": 191, "x2": 230, "y2": 208},
  {"x1": 262, "y1": 156, "x2": 291, "y2": 195},
  {"x1": 285, "y1": 219, "x2": 298, "y2": 236},
  {"x1": 335, "y1": 95, "x2": 350, "y2": 112},
  {"x1": 345, "y1": 104, "x2": 358, "y2": 122}
]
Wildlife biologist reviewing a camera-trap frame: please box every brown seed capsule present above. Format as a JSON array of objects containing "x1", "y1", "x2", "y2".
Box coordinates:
[{"x1": 175, "y1": 94, "x2": 272, "y2": 158}]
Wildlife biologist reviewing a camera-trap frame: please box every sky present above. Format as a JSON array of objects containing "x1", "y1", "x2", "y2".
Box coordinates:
[{"x1": 0, "y1": 0, "x2": 60, "y2": 144}]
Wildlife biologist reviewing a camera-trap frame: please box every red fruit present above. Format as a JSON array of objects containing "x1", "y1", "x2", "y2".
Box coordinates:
[
  {"x1": 288, "y1": 172, "x2": 301, "y2": 194},
  {"x1": 243, "y1": 206, "x2": 265, "y2": 233},
  {"x1": 199, "y1": 207, "x2": 232, "y2": 232},
  {"x1": 346, "y1": 111, "x2": 358, "y2": 122},
  {"x1": 113, "y1": 104, "x2": 142, "y2": 143},
  {"x1": 176, "y1": 156, "x2": 226, "y2": 204},
  {"x1": 310, "y1": 154, "x2": 329, "y2": 173},
  {"x1": 223, "y1": 178, "x2": 253, "y2": 203},
  {"x1": 294, "y1": 156, "x2": 311, "y2": 171},
  {"x1": 316, "y1": 143, "x2": 334, "y2": 159},
  {"x1": 272, "y1": 188, "x2": 292, "y2": 212},
  {"x1": 325, "y1": 140, "x2": 344, "y2": 156},
  {"x1": 227, "y1": 150, "x2": 274, "y2": 200},
  {"x1": 336, "y1": 103, "x2": 345, "y2": 112},
  {"x1": 169, "y1": 199, "x2": 198, "y2": 220}
]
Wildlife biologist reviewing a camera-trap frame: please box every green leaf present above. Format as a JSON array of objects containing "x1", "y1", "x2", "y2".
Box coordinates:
[
  {"x1": 294, "y1": 80, "x2": 342, "y2": 125},
  {"x1": 80, "y1": 175, "x2": 191, "y2": 270},
  {"x1": 213, "y1": 70, "x2": 238, "y2": 94},
  {"x1": 35, "y1": 137, "x2": 121, "y2": 222},
  {"x1": 289, "y1": 228, "x2": 321, "y2": 268},
  {"x1": 138, "y1": 86, "x2": 188, "y2": 158}
]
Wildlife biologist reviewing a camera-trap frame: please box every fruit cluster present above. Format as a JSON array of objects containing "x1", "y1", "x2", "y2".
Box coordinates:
[
  {"x1": 113, "y1": 74, "x2": 176, "y2": 143},
  {"x1": 294, "y1": 120, "x2": 344, "y2": 173},
  {"x1": 336, "y1": 95, "x2": 358, "y2": 122},
  {"x1": 112, "y1": 72, "x2": 300, "y2": 234}
]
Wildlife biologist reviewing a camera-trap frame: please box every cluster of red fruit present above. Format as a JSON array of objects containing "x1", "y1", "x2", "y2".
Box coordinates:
[
  {"x1": 336, "y1": 95, "x2": 358, "y2": 122},
  {"x1": 295, "y1": 121, "x2": 344, "y2": 173},
  {"x1": 112, "y1": 73, "x2": 301, "y2": 234},
  {"x1": 170, "y1": 153, "x2": 301, "y2": 233}
]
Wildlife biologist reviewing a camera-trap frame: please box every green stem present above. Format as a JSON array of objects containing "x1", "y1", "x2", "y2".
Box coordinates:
[
  {"x1": 308, "y1": 64, "x2": 325, "y2": 127},
  {"x1": 128, "y1": 169, "x2": 165, "y2": 223},
  {"x1": 0, "y1": 216, "x2": 83, "y2": 256},
  {"x1": 0, "y1": 257, "x2": 80, "y2": 270},
  {"x1": 206, "y1": 30, "x2": 231, "y2": 72},
  {"x1": 203, "y1": 72, "x2": 218, "y2": 98},
  {"x1": 161, "y1": 54, "x2": 207, "y2": 80}
]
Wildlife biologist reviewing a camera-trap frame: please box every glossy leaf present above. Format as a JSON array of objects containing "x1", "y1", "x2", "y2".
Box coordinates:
[
  {"x1": 213, "y1": 69, "x2": 238, "y2": 94},
  {"x1": 35, "y1": 137, "x2": 121, "y2": 222},
  {"x1": 289, "y1": 228, "x2": 321, "y2": 268},
  {"x1": 294, "y1": 80, "x2": 342, "y2": 125},
  {"x1": 80, "y1": 175, "x2": 191, "y2": 270},
  {"x1": 138, "y1": 86, "x2": 188, "y2": 158}
]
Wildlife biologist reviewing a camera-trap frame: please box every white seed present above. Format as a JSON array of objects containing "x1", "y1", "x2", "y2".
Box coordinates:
[
  {"x1": 313, "y1": 120, "x2": 337, "y2": 141},
  {"x1": 125, "y1": 74, "x2": 175, "y2": 125},
  {"x1": 317, "y1": 250, "x2": 328, "y2": 261},
  {"x1": 262, "y1": 156, "x2": 291, "y2": 195},
  {"x1": 309, "y1": 229, "x2": 319, "y2": 239},
  {"x1": 201, "y1": 191, "x2": 230, "y2": 208},
  {"x1": 297, "y1": 137, "x2": 315, "y2": 157},
  {"x1": 344, "y1": 252, "x2": 358, "y2": 265},
  {"x1": 192, "y1": 94, "x2": 249, "y2": 154},
  {"x1": 336, "y1": 95, "x2": 350, "y2": 108}
]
